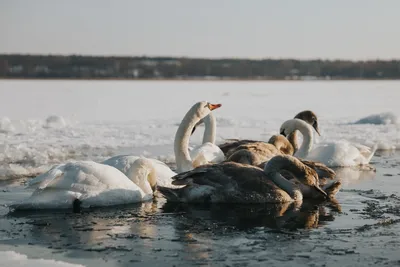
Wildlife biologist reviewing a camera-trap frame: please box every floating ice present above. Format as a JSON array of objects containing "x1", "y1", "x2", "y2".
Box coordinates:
[
  {"x1": 0, "y1": 250, "x2": 85, "y2": 267},
  {"x1": 44, "y1": 115, "x2": 67, "y2": 129},
  {"x1": 353, "y1": 112, "x2": 398, "y2": 125}
]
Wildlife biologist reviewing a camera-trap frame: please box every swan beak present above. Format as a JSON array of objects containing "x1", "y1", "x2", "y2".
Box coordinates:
[
  {"x1": 313, "y1": 121, "x2": 321, "y2": 136},
  {"x1": 208, "y1": 103, "x2": 222, "y2": 111},
  {"x1": 314, "y1": 185, "x2": 327, "y2": 198}
]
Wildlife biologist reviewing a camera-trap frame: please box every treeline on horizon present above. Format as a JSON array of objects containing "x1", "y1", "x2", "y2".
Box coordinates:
[{"x1": 1, "y1": 54, "x2": 400, "y2": 80}]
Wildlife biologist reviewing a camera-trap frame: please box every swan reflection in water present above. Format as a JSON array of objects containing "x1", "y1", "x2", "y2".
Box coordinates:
[{"x1": 162, "y1": 198, "x2": 341, "y2": 232}]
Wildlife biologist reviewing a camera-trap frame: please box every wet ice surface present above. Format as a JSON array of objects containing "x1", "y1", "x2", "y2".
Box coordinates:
[{"x1": 0, "y1": 151, "x2": 399, "y2": 267}]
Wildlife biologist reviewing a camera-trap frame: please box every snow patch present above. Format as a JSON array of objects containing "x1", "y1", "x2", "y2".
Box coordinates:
[{"x1": 0, "y1": 250, "x2": 85, "y2": 267}]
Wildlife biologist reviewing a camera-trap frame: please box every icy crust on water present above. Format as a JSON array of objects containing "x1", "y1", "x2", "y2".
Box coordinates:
[
  {"x1": 0, "y1": 250, "x2": 85, "y2": 267},
  {"x1": 0, "y1": 114, "x2": 398, "y2": 179},
  {"x1": 1, "y1": 80, "x2": 400, "y2": 179}
]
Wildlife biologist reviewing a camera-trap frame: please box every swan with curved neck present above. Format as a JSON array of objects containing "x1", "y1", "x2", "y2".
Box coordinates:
[
  {"x1": 174, "y1": 102, "x2": 222, "y2": 172},
  {"x1": 101, "y1": 101, "x2": 222, "y2": 189},
  {"x1": 218, "y1": 110, "x2": 320, "y2": 157},
  {"x1": 158, "y1": 154, "x2": 326, "y2": 204},
  {"x1": 289, "y1": 110, "x2": 320, "y2": 154},
  {"x1": 280, "y1": 119, "x2": 377, "y2": 167}
]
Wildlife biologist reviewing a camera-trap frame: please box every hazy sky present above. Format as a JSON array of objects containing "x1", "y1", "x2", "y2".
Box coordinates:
[{"x1": 1, "y1": 0, "x2": 399, "y2": 59}]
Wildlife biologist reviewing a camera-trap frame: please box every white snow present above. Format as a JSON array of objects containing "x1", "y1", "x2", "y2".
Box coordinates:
[
  {"x1": 0, "y1": 250, "x2": 85, "y2": 267},
  {"x1": 0, "y1": 117, "x2": 15, "y2": 133},
  {"x1": 0, "y1": 80, "x2": 399, "y2": 179}
]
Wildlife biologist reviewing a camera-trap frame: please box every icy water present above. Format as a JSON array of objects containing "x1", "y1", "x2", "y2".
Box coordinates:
[{"x1": 0, "y1": 80, "x2": 400, "y2": 266}]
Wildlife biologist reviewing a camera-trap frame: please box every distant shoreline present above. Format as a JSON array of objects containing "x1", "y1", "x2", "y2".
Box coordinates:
[{"x1": 1, "y1": 77, "x2": 399, "y2": 81}]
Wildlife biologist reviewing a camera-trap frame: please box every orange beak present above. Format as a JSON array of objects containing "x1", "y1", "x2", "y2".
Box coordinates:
[{"x1": 208, "y1": 103, "x2": 222, "y2": 111}]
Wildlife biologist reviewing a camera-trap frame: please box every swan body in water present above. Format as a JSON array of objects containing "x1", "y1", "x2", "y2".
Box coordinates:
[
  {"x1": 158, "y1": 155, "x2": 327, "y2": 204},
  {"x1": 279, "y1": 119, "x2": 377, "y2": 167},
  {"x1": 11, "y1": 160, "x2": 154, "y2": 210},
  {"x1": 11, "y1": 101, "x2": 222, "y2": 210}
]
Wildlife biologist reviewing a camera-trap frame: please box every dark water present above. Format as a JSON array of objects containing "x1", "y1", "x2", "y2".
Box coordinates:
[{"x1": 0, "y1": 152, "x2": 400, "y2": 267}]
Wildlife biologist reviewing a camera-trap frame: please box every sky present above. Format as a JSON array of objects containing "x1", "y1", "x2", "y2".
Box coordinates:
[{"x1": 1, "y1": 0, "x2": 400, "y2": 60}]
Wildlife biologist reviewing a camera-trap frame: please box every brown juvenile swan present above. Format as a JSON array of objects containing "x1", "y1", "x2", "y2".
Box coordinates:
[
  {"x1": 158, "y1": 155, "x2": 327, "y2": 204},
  {"x1": 219, "y1": 110, "x2": 320, "y2": 157}
]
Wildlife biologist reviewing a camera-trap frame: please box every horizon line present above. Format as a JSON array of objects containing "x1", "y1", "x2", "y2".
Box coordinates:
[{"x1": 1, "y1": 53, "x2": 400, "y2": 62}]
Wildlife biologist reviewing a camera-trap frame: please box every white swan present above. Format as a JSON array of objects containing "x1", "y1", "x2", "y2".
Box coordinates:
[
  {"x1": 11, "y1": 101, "x2": 222, "y2": 210},
  {"x1": 102, "y1": 155, "x2": 178, "y2": 188},
  {"x1": 11, "y1": 160, "x2": 153, "y2": 210},
  {"x1": 280, "y1": 119, "x2": 377, "y2": 167},
  {"x1": 102, "y1": 101, "x2": 222, "y2": 188},
  {"x1": 189, "y1": 113, "x2": 225, "y2": 164}
]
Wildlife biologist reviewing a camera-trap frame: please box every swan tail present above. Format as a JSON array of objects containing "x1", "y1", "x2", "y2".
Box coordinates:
[
  {"x1": 158, "y1": 186, "x2": 183, "y2": 202},
  {"x1": 171, "y1": 166, "x2": 210, "y2": 185}
]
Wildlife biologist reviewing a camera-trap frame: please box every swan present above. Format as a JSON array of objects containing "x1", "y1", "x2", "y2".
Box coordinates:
[
  {"x1": 102, "y1": 155, "x2": 178, "y2": 188},
  {"x1": 10, "y1": 160, "x2": 154, "y2": 210},
  {"x1": 11, "y1": 101, "x2": 222, "y2": 210},
  {"x1": 279, "y1": 119, "x2": 377, "y2": 167},
  {"x1": 158, "y1": 155, "x2": 327, "y2": 204},
  {"x1": 189, "y1": 113, "x2": 225, "y2": 164},
  {"x1": 102, "y1": 101, "x2": 222, "y2": 187},
  {"x1": 219, "y1": 110, "x2": 320, "y2": 157}
]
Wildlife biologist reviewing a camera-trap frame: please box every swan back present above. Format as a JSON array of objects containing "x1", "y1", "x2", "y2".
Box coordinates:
[
  {"x1": 13, "y1": 161, "x2": 149, "y2": 210},
  {"x1": 268, "y1": 134, "x2": 294, "y2": 155}
]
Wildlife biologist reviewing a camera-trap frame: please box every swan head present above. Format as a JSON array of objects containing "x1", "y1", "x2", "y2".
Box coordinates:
[
  {"x1": 195, "y1": 101, "x2": 221, "y2": 119},
  {"x1": 279, "y1": 119, "x2": 307, "y2": 137},
  {"x1": 294, "y1": 110, "x2": 320, "y2": 136},
  {"x1": 301, "y1": 165, "x2": 328, "y2": 198},
  {"x1": 190, "y1": 103, "x2": 220, "y2": 135},
  {"x1": 126, "y1": 158, "x2": 157, "y2": 195}
]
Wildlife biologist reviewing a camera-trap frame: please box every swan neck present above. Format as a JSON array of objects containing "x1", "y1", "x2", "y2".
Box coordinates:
[
  {"x1": 293, "y1": 121, "x2": 313, "y2": 159},
  {"x1": 174, "y1": 107, "x2": 204, "y2": 173},
  {"x1": 264, "y1": 155, "x2": 305, "y2": 200},
  {"x1": 270, "y1": 173, "x2": 302, "y2": 201},
  {"x1": 202, "y1": 113, "x2": 216, "y2": 144}
]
